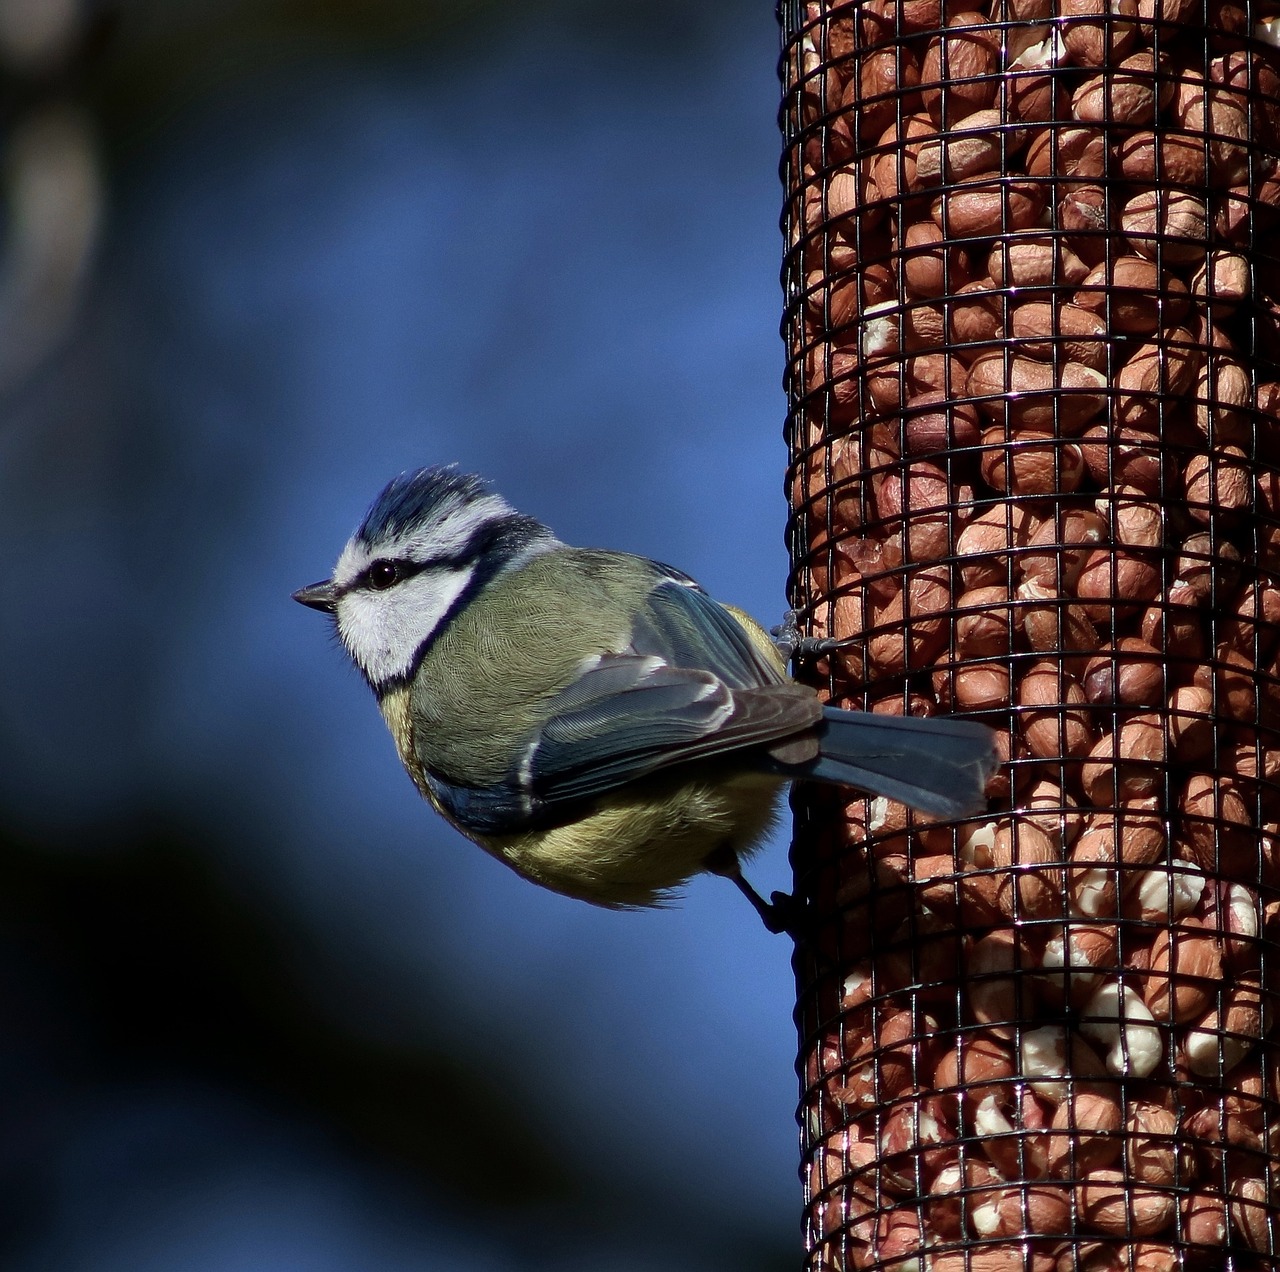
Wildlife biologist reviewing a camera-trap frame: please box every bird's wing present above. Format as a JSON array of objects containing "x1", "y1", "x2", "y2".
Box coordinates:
[
  {"x1": 527, "y1": 655, "x2": 820, "y2": 805},
  {"x1": 628, "y1": 566, "x2": 791, "y2": 688},
  {"x1": 424, "y1": 577, "x2": 818, "y2": 835}
]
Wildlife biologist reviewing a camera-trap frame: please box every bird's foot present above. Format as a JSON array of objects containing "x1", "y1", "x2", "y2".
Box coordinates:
[
  {"x1": 771, "y1": 610, "x2": 836, "y2": 663},
  {"x1": 704, "y1": 845, "x2": 808, "y2": 938}
]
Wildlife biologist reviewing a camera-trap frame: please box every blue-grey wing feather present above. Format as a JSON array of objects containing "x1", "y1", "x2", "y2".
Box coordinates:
[
  {"x1": 424, "y1": 770, "x2": 532, "y2": 836},
  {"x1": 631, "y1": 571, "x2": 789, "y2": 688},
  {"x1": 532, "y1": 663, "x2": 817, "y2": 805}
]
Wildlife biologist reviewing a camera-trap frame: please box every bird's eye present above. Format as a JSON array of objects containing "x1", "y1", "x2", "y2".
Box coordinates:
[{"x1": 367, "y1": 561, "x2": 401, "y2": 590}]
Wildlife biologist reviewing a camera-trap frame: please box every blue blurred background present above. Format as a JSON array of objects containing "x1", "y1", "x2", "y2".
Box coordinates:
[{"x1": 0, "y1": 2, "x2": 801, "y2": 1268}]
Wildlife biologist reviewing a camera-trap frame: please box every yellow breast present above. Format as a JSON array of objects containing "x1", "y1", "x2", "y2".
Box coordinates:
[
  {"x1": 478, "y1": 768, "x2": 785, "y2": 908},
  {"x1": 378, "y1": 684, "x2": 438, "y2": 801}
]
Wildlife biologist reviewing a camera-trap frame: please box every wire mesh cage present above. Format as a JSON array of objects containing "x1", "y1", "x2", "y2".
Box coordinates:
[{"x1": 778, "y1": 0, "x2": 1280, "y2": 1266}]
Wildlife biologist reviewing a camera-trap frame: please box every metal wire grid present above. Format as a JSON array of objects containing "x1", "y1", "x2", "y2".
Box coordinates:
[{"x1": 778, "y1": 0, "x2": 1280, "y2": 1266}]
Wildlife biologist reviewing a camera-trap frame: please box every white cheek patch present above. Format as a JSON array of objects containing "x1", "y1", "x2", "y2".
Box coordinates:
[{"x1": 337, "y1": 565, "x2": 475, "y2": 687}]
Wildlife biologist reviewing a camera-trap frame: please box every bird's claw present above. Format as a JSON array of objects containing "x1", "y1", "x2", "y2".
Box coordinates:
[
  {"x1": 706, "y1": 845, "x2": 809, "y2": 939},
  {"x1": 762, "y1": 889, "x2": 810, "y2": 938},
  {"x1": 771, "y1": 610, "x2": 836, "y2": 663}
]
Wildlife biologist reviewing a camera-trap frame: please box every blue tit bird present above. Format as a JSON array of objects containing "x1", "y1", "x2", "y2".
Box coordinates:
[{"x1": 293, "y1": 466, "x2": 998, "y2": 930}]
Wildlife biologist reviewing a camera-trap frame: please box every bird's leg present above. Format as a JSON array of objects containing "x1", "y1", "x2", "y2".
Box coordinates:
[
  {"x1": 704, "y1": 844, "x2": 806, "y2": 938},
  {"x1": 771, "y1": 609, "x2": 836, "y2": 663}
]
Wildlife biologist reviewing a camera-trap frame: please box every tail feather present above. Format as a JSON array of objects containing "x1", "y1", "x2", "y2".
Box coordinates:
[{"x1": 774, "y1": 708, "x2": 999, "y2": 819}]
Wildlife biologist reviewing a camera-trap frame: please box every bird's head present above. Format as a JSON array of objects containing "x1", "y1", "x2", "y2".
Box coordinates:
[{"x1": 293, "y1": 465, "x2": 558, "y2": 693}]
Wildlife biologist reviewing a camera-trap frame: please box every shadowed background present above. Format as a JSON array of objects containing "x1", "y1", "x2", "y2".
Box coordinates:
[{"x1": 0, "y1": 2, "x2": 799, "y2": 1268}]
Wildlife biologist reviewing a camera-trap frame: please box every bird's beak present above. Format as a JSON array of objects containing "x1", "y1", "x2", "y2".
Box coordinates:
[{"x1": 292, "y1": 580, "x2": 337, "y2": 613}]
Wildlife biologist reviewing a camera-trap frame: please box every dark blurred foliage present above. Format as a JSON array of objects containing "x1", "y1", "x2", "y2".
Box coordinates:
[{"x1": 0, "y1": 2, "x2": 798, "y2": 1268}]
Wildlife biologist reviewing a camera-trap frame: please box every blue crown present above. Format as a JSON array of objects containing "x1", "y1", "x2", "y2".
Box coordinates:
[{"x1": 355, "y1": 465, "x2": 489, "y2": 547}]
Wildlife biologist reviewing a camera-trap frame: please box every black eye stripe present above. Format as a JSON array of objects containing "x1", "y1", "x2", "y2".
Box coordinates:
[
  {"x1": 355, "y1": 535, "x2": 495, "y2": 594},
  {"x1": 341, "y1": 511, "x2": 548, "y2": 612},
  {"x1": 353, "y1": 552, "x2": 467, "y2": 593},
  {"x1": 355, "y1": 558, "x2": 417, "y2": 592}
]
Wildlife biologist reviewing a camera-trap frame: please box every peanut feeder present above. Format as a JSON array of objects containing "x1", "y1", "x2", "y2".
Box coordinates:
[{"x1": 779, "y1": 0, "x2": 1280, "y2": 1267}]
